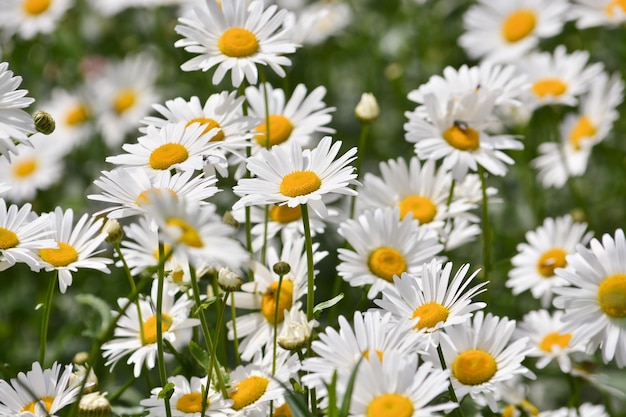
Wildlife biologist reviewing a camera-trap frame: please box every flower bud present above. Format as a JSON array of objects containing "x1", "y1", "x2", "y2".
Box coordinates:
[
  {"x1": 73, "y1": 351, "x2": 89, "y2": 365},
  {"x1": 277, "y1": 308, "x2": 317, "y2": 351},
  {"x1": 32, "y1": 110, "x2": 56, "y2": 135},
  {"x1": 222, "y1": 211, "x2": 239, "y2": 229},
  {"x1": 102, "y1": 218, "x2": 124, "y2": 245},
  {"x1": 273, "y1": 261, "x2": 291, "y2": 277},
  {"x1": 78, "y1": 392, "x2": 111, "y2": 417},
  {"x1": 354, "y1": 93, "x2": 379, "y2": 124},
  {"x1": 218, "y1": 267, "x2": 243, "y2": 292}
]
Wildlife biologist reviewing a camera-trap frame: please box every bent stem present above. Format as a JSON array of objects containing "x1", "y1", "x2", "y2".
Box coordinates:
[{"x1": 39, "y1": 271, "x2": 58, "y2": 366}]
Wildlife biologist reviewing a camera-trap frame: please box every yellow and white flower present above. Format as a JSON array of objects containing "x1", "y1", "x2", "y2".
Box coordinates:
[
  {"x1": 40, "y1": 88, "x2": 93, "y2": 153},
  {"x1": 0, "y1": 0, "x2": 74, "y2": 40},
  {"x1": 0, "y1": 61, "x2": 35, "y2": 160},
  {"x1": 569, "y1": 0, "x2": 626, "y2": 29}
]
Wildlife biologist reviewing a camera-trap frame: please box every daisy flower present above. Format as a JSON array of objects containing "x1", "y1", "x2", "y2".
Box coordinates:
[
  {"x1": 516, "y1": 45, "x2": 604, "y2": 110},
  {"x1": 349, "y1": 351, "x2": 457, "y2": 417},
  {"x1": 0, "y1": 61, "x2": 35, "y2": 161},
  {"x1": 506, "y1": 215, "x2": 593, "y2": 307},
  {"x1": 337, "y1": 207, "x2": 443, "y2": 299},
  {"x1": 232, "y1": 136, "x2": 358, "y2": 217},
  {"x1": 106, "y1": 122, "x2": 222, "y2": 174},
  {"x1": 0, "y1": 0, "x2": 73, "y2": 40},
  {"x1": 141, "y1": 375, "x2": 234, "y2": 417},
  {"x1": 0, "y1": 200, "x2": 56, "y2": 271},
  {"x1": 538, "y1": 403, "x2": 609, "y2": 417},
  {"x1": 89, "y1": 167, "x2": 219, "y2": 220},
  {"x1": 0, "y1": 134, "x2": 66, "y2": 203},
  {"x1": 175, "y1": 0, "x2": 298, "y2": 87},
  {"x1": 553, "y1": 229, "x2": 626, "y2": 367},
  {"x1": 285, "y1": 1, "x2": 353, "y2": 46},
  {"x1": 374, "y1": 260, "x2": 487, "y2": 348},
  {"x1": 515, "y1": 309, "x2": 589, "y2": 373},
  {"x1": 101, "y1": 280, "x2": 200, "y2": 377},
  {"x1": 40, "y1": 87, "x2": 93, "y2": 153},
  {"x1": 245, "y1": 83, "x2": 335, "y2": 150},
  {"x1": 426, "y1": 311, "x2": 533, "y2": 411},
  {"x1": 569, "y1": 0, "x2": 626, "y2": 29},
  {"x1": 0, "y1": 361, "x2": 82, "y2": 417},
  {"x1": 227, "y1": 237, "x2": 326, "y2": 360},
  {"x1": 458, "y1": 0, "x2": 570, "y2": 63},
  {"x1": 404, "y1": 89, "x2": 523, "y2": 180}
]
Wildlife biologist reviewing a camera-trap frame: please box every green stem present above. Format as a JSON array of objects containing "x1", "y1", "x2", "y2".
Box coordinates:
[
  {"x1": 301, "y1": 204, "x2": 315, "y2": 322},
  {"x1": 478, "y1": 166, "x2": 491, "y2": 288},
  {"x1": 156, "y1": 243, "x2": 173, "y2": 417},
  {"x1": 349, "y1": 124, "x2": 369, "y2": 219},
  {"x1": 114, "y1": 243, "x2": 145, "y2": 344},
  {"x1": 39, "y1": 271, "x2": 58, "y2": 366},
  {"x1": 272, "y1": 274, "x2": 285, "y2": 376},
  {"x1": 108, "y1": 373, "x2": 137, "y2": 402},
  {"x1": 230, "y1": 292, "x2": 241, "y2": 366},
  {"x1": 436, "y1": 345, "x2": 464, "y2": 417}
]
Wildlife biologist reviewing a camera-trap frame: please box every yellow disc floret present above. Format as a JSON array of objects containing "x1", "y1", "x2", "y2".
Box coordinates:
[
  {"x1": 366, "y1": 393, "x2": 413, "y2": 417},
  {"x1": 65, "y1": 104, "x2": 90, "y2": 126},
  {"x1": 532, "y1": 78, "x2": 567, "y2": 98},
  {"x1": 605, "y1": 0, "x2": 626, "y2": 16},
  {"x1": 568, "y1": 116, "x2": 596, "y2": 150},
  {"x1": 176, "y1": 392, "x2": 204, "y2": 413},
  {"x1": 40, "y1": 242, "x2": 78, "y2": 267},
  {"x1": 269, "y1": 205, "x2": 302, "y2": 224},
  {"x1": 537, "y1": 248, "x2": 567, "y2": 277},
  {"x1": 597, "y1": 273, "x2": 626, "y2": 318},
  {"x1": 261, "y1": 279, "x2": 294, "y2": 324},
  {"x1": 166, "y1": 218, "x2": 204, "y2": 248},
  {"x1": 0, "y1": 227, "x2": 19, "y2": 249},
  {"x1": 502, "y1": 9, "x2": 536, "y2": 43},
  {"x1": 452, "y1": 349, "x2": 497, "y2": 385},
  {"x1": 218, "y1": 28, "x2": 260, "y2": 58},
  {"x1": 186, "y1": 117, "x2": 224, "y2": 142},
  {"x1": 140, "y1": 314, "x2": 173, "y2": 345},
  {"x1": 13, "y1": 158, "x2": 37, "y2": 178},
  {"x1": 255, "y1": 115, "x2": 295, "y2": 147},
  {"x1": 539, "y1": 331, "x2": 572, "y2": 352},
  {"x1": 368, "y1": 247, "x2": 407, "y2": 282},
  {"x1": 230, "y1": 375, "x2": 269, "y2": 410},
  {"x1": 411, "y1": 301, "x2": 450, "y2": 330},
  {"x1": 399, "y1": 195, "x2": 437, "y2": 224},
  {"x1": 443, "y1": 124, "x2": 480, "y2": 151},
  {"x1": 113, "y1": 88, "x2": 137, "y2": 114},
  {"x1": 280, "y1": 171, "x2": 322, "y2": 198},
  {"x1": 149, "y1": 143, "x2": 189, "y2": 170},
  {"x1": 21, "y1": 396, "x2": 54, "y2": 413},
  {"x1": 22, "y1": 0, "x2": 50, "y2": 15}
]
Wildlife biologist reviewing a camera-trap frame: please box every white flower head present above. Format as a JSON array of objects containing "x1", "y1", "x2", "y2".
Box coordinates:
[{"x1": 0, "y1": 62, "x2": 35, "y2": 160}]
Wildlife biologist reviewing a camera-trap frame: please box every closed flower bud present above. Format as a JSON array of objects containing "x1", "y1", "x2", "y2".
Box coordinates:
[
  {"x1": 222, "y1": 211, "x2": 239, "y2": 229},
  {"x1": 71, "y1": 365, "x2": 98, "y2": 394},
  {"x1": 273, "y1": 261, "x2": 291, "y2": 276},
  {"x1": 277, "y1": 308, "x2": 317, "y2": 351},
  {"x1": 32, "y1": 110, "x2": 56, "y2": 135},
  {"x1": 354, "y1": 93, "x2": 379, "y2": 124},
  {"x1": 102, "y1": 218, "x2": 124, "y2": 245},
  {"x1": 78, "y1": 392, "x2": 111, "y2": 417},
  {"x1": 218, "y1": 267, "x2": 242, "y2": 291}
]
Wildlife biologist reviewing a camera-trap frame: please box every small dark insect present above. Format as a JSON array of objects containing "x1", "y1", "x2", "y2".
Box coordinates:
[{"x1": 453, "y1": 120, "x2": 469, "y2": 131}]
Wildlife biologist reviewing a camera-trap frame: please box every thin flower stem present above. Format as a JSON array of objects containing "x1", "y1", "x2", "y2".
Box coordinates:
[
  {"x1": 156, "y1": 243, "x2": 173, "y2": 417},
  {"x1": 114, "y1": 243, "x2": 145, "y2": 344},
  {"x1": 272, "y1": 274, "x2": 285, "y2": 376},
  {"x1": 230, "y1": 292, "x2": 241, "y2": 366},
  {"x1": 479, "y1": 166, "x2": 491, "y2": 289},
  {"x1": 39, "y1": 271, "x2": 58, "y2": 366},
  {"x1": 436, "y1": 345, "x2": 464, "y2": 417},
  {"x1": 301, "y1": 204, "x2": 315, "y2": 322},
  {"x1": 108, "y1": 373, "x2": 137, "y2": 402},
  {"x1": 349, "y1": 124, "x2": 369, "y2": 219}
]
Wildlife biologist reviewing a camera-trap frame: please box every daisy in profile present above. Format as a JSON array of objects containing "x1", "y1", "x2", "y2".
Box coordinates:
[
  {"x1": 38, "y1": 206, "x2": 113, "y2": 293},
  {"x1": 0, "y1": 361, "x2": 82, "y2": 416},
  {"x1": 553, "y1": 229, "x2": 626, "y2": 368},
  {"x1": 506, "y1": 215, "x2": 592, "y2": 307},
  {"x1": 40, "y1": 88, "x2": 93, "y2": 153},
  {"x1": 232, "y1": 136, "x2": 358, "y2": 217},
  {"x1": 102, "y1": 280, "x2": 200, "y2": 377},
  {"x1": 337, "y1": 207, "x2": 443, "y2": 299},
  {"x1": 426, "y1": 311, "x2": 533, "y2": 411},
  {"x1": 458, "y1": 0, "x2": 569, "y2": 63},
  {"x1": 374, "y1": 260, "x2": 487, "y2": 348},
  {"x1": 175, "y1": 0, "x2": 298, "y2": 87},
  {"x1": 141, "y1": 375, "x2": 234, "y2": 417},
  {"x1": 569, "y1": 0, "x2": 626, "y2": 29},
  {"x1": 349, "y1": 351, "x2": 457, "y2": 417},
  {"x1": 245, "y1": 83, "x2": 335, "y2": 150},
  {"x1": 0, "y1": 61, "x2": 35, "y2": 160},
  {"x1": 0, "y1": 0, "x2": 73, "y2": 40},
  {"x1": 515, "y1": 309, "x2": 589, "y2": 373}
]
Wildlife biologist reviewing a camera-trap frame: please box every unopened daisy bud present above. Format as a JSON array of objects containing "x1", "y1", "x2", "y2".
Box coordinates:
[
  {"x1": 78, "y1": 392, "x2": 111, "y2": 417},
  {"x1": 71, "y1": 364, "x2": 98, "y2": 393},
  {"x1": 32, "y1": 110, "x2": 56, "y2": 135},
  {"x1": 73, "y1": 351, "x2": 89, "y2": 365},
  {"x1": 218, "y1": 267, "x2": 242, "y2": 291},
  {"x1": 354, "y1": 93, "x2": 379, "y2": 124},
  {"x1": 277, "y1": 308, "x2": 317, "y2": 351},
  {"x1": 570, "y1": 208, "x2": 586, "y2": 223},
  {"x1": 102, "y1": 218, "x2": 124, "y2": 245},
  {"x1": 222, "y1": 211, "x2": 239, "y2": 229},
  {"x1": 273, "y1": 261, "x2": 291, "y2": 277}
]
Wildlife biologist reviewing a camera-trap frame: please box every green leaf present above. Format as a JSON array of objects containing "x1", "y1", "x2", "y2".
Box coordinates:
[
  {"x1": 281, "y1": 384, "x2": 315, "y2": 417},
  {"x1": 189, "y1": 340, "x2": 211, "y2": 372},
  {"x1": 158, "y1": 382, "x2": 175, "y2": 400},
  {"x1": 313, "y1": 293, "x2": 344, "y2": 316},
  {"x1": 339, "y1": 356, "x2": 364, "y2": 417},
  {"x1": 75, "y1": 294, "x2": 113, "y2": 338}
]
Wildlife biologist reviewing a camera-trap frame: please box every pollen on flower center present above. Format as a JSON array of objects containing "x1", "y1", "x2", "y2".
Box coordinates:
[
  {"x1": 255, "y1": 115, "x2": 295, "y2": 147},
  {"x1": 149, "y1": 143, "x2": 189, "y2": 170},
  {"x1": 366, "y1": 393, "x2": 414, "y2": 417},
  {"x1": 0, "y1": 227, "x2": 19, "y2": 249},
  {"x1": 65, "y1": 104, "x2": 90, "y2": 126},
  {"x1": 537, "y1": 248, "x2": 567, "y2": 277},
  {"x1": 261, "y1": 279, "x2": 294, "y2": 324},
  {"x1": 22, "y1": 0, "x2": 50, "y2": 15},
  {"x1": 532, "y1": 78, "x2": 567, "y2": 98},
  {"x1": 21, "y1": 396, "x2": 54, "y2": 413},
  {"x1": 218, "y1": 27, "x2": 260, "y2": 58},
  {"x1": 13, "y1": 158, "x2": 38, "y2": 178},
  {"x1": 166, "y1": 217, "x2": 204, "y2": 248},
  {"x1": 443, "y1": 124, "x2": 480, "y2": 151},
  {"x1": 113, "y1": 88, "x2": 137, "y2": 115},
  {"x1": 230, "y1": 375, "x2": 269, "y2": 410},
  {"x1": 368, "y1": 247, "x2": 407, "y2": 282},
  {"x1": 539, "y1": 331, "x2": 572, "y2": 352},
  {"x1": 176, "y1": 392, "x2": 205, "y2": 413},
  {"x1": 279, "y1": 171, "x2": 322, "y2": 198},
  {"x1": 399, "y1": 195, "x2": 437, "y2": 224},
  {"x1": 605, "y1": 0, "x2": 626, "y2": 17},
  {"x1": 452, "y1": 349, "x2": 497, "y2": 385},
  {"x1": 568, "y1": 116, "x2": 596, "y2": 150},
  {"x1": 411, "y1": 301, "x2": 450, "y2": 330},
  {"x1": 597, "y1": 273, "x2": 626, "y2": 318},
  {"x1": 40, "y1": 242, "x2": 78, "y2": 267},
  {"x1": 502, "y1": 9, "x2": 536, "y2": 43},
  {"x1": 270, "y1": 204, "x2": 302, "y2": 224},
  {"x1": 186, "y1": 117, "x2": 224, "y2": 142},
  {"x1": 135, "y1": 188, "x2": 178, "y2": 207},
  {"x1": 140, "y1": 313, "x2": 173, "y2": 345}
]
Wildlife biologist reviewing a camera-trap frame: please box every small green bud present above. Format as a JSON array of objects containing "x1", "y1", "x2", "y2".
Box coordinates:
[
  {"x1": 32, "y1": 110, "x2": 56, "y2": 135},
  {"x1": 273, "y1": 261, "x2": 291, "y2": 276}
]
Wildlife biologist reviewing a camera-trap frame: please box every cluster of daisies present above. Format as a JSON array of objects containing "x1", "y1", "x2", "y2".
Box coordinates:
[{"x1": 0, "y1": 0, "x2": 625, "y2": 416}]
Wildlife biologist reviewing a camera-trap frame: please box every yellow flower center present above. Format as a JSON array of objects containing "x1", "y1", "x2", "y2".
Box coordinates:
[
  {"x1": 172, "y1": 269, "x2": 184, "y2": 282},
  {"x1": 176, "y1": 392, "x2": 204, "y2": 413},
  {"x1": 568, "y1": 116, "x2": 596, "y2": 150},
  {"x1": 113, "y1": 88, "x2": 137, "y2": 115},
  {"x1": 13, "y1": 158, "x2": 38, "y2": 178},
  {"x1": 261, "y1": 279, "x2": 294, "y2": 324},
  {"x1": 166, "y1": 218, "x2": 204, "y2": 248},
  {"x1": 398, "y1": 195, "x2": 437, "y2": 224},
  {"x1": 532, "y1": 78, "x2": 567, "y2": 98},
  {"x1": 135, "y1": 188, "x2": 178, "y2": 207},
  {"x1": 140, "y1": 313, "x2": 173, "y2": 345},
  {"x1": 279, "y1": 171, "x2": 322, "y2": 198},
  {"x1": 539, "y1": 331, "x2": 572, "y2": 352},
  {"x1": 501, "y1": 9, "x2": 536, "y2": 43},
  {"x1": 269, "y1": 205, "x2": 302, "y2": 224},
  {"x1": 152, "y1": 244, "x2": 172, "y2": 261},
  {"x1": 186, "y1": 117, "x2": 224, "y2": 142},
  {"x1": 21, "y1": 396, "x2": 54, "y2": 413},
  {"x1": 65, "y1": 104, "x2": 90, "y2": 126},
  {"x1": 22, "y1": 0, "x2": 50, "y2": 15},
  {"x1": 218, "y1": 27, "x2": 260, "y2": 58},
  {"x1": 149, "y1": 143, "x2": 189, "y2": 170},
  {"x1": 502, "y1": 405, "x2": 516, "y2": 417},
  {"x1": 255, "y1": 115, "x2": 295, "y2": 147},
  {"x1": 536, "y1": 248, "x2": 567, "y2": 277},
  {"x1": 443, "y1": 124, "x2": 480, "y2": 151},
  {"x1": 411, "y1": 301, "x2": 450, "y2": 330},
  {"x1": 452, "y1": 350, "x2": 497, "y2": 385},
  {"x1": 40, "y1": 242, "x2": 78, "y2": 267},
  {"x1": 605, "y1": 0, "x2": 626, "y2": 16},
  {"x1": 522, "y1": 400, "x2": 540, "y2": 416},
  {"x1": 230, "y1": 375, "x2": 269, "y2": 410},
  {"x1": 368, "y1": 247, "x2": 407, "y2": 282},
  {"x1": 597, "y1": 273, "x2": 626, "y2": 318},
  {"x1": 366, "y1": 393, "x2": 414, "y2": 417},
  {"x1": 273, "y1": 403, "x2": 293, "y2": 417},
  {"x1": 362, "y1": 349, "x2": 384, "y2": 362},
  {"x1": 0, "y1": 227, "x2": 19, "y2": 249}
]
